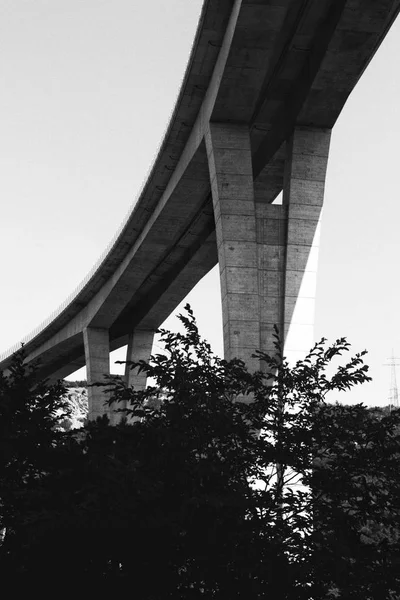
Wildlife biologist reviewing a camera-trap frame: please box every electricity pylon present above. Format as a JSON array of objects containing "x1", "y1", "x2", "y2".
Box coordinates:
[{"x1": 384, "y1": 351, "x2": 400, "y2": 411}]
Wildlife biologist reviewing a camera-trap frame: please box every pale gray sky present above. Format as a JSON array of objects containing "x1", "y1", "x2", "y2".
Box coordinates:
[{"x1": 1, "y1": 0, "x2": 399, "y2": 406}]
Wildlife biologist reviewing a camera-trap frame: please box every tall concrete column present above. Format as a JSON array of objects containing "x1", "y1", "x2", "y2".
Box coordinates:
[
  {"x1": 83, "y1": 326, "x2": 111, "y2": 421},
  {"x1": 281, "y1": 126, "x2": 331, "y2": 363},
  {"x1": 125, "y1": 329, "x2": 154, "y2": 390},
  {"x1": 206, "y1": 123, "x2": 260, "y2": 371},
  {"x1": 206, "y1": 123, "x2": 331, "y2": 369},
  {"x1": 256, "y1": 201, "x2": 288, "y2": 359},
  {"x1": 123, "y1": 329, "x2": 154, "y2": 423}
]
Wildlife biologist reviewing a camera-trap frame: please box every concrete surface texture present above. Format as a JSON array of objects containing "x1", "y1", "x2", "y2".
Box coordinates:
[{"x1": 0, "y1": 0, "x2": 399, "y2": 418}]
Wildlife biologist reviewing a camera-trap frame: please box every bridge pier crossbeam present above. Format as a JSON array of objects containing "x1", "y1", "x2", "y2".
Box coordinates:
[{"x1": 206, "y1": 122, "x2": 331, "y2": 369}]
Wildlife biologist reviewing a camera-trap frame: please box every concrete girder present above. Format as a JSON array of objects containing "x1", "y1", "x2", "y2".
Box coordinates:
[
  {"x1": 85, "y1": 144, "x2": 212, "y2": 331},
  {"x1": 14, "y1": 224, "x2": 218, "y2": 389}
]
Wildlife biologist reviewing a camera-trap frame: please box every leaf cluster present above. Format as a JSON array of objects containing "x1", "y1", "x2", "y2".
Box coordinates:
[{"x1": 0, "y1": 308, "x2": 398, "y2": 598}]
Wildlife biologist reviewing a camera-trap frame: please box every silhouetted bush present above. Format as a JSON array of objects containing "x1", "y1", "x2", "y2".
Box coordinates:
[{"x1": 1, "y1": 307, "x2": 399, "y2": 597}]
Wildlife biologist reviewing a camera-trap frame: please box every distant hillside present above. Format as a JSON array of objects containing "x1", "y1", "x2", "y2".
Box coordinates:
[
  {"x1": 60, "y1": 376, "x2": 125, "y2": 430},
  {"x1": 64, "y1": 380, "x2": 87, "y2": 388},
  {"x1": 59, "y1": 387, "x2": 88, "y2": 430}
]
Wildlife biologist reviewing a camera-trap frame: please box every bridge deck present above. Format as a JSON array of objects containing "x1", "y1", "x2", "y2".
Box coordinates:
[{"x1": 1, "y1": 0, "x2": 399, "y2": 383}]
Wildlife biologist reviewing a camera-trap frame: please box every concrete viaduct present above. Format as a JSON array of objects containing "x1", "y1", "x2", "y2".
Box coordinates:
[{"x1": 1, "y1": 0, "x2": 399, "y2": 421}]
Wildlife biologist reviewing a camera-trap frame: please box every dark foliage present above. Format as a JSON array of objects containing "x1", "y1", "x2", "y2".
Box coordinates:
[
  {"x1": 312, "y1": 403, "x2": 400, "y2": 599},
  {"x1": 0, "y1": 307, "x2": 398, "y2": 598},
  {"x1": 0, "y1": 348, "x2": 70, "y2": 531}
]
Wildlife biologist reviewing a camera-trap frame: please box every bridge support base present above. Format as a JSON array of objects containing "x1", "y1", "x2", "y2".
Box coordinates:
[{"x1": 206, "y1": 123, "x2": 330, "y2": 369}]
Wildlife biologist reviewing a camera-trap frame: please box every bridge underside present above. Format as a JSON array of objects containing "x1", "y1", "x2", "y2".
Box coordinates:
[{"x1": 1, "y1": 0, "x2": 399, "y2": 420}]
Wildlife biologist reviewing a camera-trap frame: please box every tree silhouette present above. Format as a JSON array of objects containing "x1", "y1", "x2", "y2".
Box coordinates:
[{"x1": 1, "y1": 308, "x2": 398, "y2": 598}]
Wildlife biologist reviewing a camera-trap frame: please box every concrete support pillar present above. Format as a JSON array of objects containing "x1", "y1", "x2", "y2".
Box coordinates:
[
  {"x1": 256, "y1": 201, "x2": 288, "y2": 359},
  {"x1": 206, "y1": 123, "x2": 260, "y2": 372},
  {"x1": 206, "y1": 123, "x2": 331, "y2": 369},
  {"x1": 83, "y1": 326, "x2": 111, "y2": 421},
  {"x1": 125, "y1": 329, "x2": 154, "y2": 390},
  {"x1": 282, "y1": 126, "x2": 331, "y2": 362},
  {"x1": 123, "y1": 329, "x2": 154, "y2": 423}
]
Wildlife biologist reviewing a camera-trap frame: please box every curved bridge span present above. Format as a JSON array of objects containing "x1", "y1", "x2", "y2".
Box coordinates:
[{"x1": 1, "y1": 0, "x2": 399, "y2": 420}]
